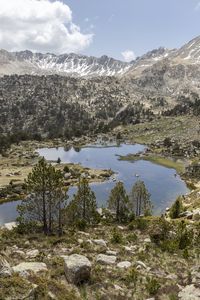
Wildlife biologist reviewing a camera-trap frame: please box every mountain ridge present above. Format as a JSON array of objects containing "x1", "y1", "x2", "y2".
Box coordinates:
[
  {"x1": 0, "y1": 50, "x2": 132, "y2": 77},
  {"x1": 0, "y1": 35, "x2": 200, "y2": 78}
]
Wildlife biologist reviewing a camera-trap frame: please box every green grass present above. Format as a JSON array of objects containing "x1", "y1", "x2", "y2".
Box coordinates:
[{"x1": 119, "y1": 154, "x2": 185, "y2": 174}]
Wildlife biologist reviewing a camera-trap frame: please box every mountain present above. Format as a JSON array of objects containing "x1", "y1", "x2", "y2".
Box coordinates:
[
  {"x1": 0, "y1": 75, "x2": 153, "y2": 138},
  {"x1": 1, "y1": 36, "x2": 200, "y2": 79},
  {"x1": 123, "y1": 36, "x2": 200, "y2": 110},
  {"x1": 0, "y1": 50, "x2": 132, "y2": 77},
  {"x1": 124, "y1": 47, "x2": 176, "y2": 77},
  {"x1": 0, "y1": 48, "x2": 174, "y2": 78},
  {"x1": 0, "y1": 36, "x2": 200, "y2": 139},
  {"x1": 173, "y1": 36, "x2": 200, "y2": 63}
]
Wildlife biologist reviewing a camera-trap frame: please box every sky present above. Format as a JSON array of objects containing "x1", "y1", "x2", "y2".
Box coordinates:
[{"x1": 0, "y1": 0, "x2": 200, "y2": 61}]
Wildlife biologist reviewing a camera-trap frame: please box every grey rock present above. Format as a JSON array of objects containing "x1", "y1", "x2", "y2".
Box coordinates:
[
  {"x1": 1, "y1": 222, "x2": 17, "y2": 230},
  {"x1": 96, "y1": 254, "x2": 116, "y2": 265},
  {"x1": 93, "y1": 239, "x2": 107, "y2": 248},
  {"x1": 26, "y1": 249, "x2": 39, "y2": 258},
  {"x1": 63, "y1": 254, "x2": 91, "y2": 285},
  {"x1": 13, "y1": 262, "x2": 48, "y2": 275},
  {"x1": 0, "y1": 256, "x2": 13, "y2": 277},
  {"x1": 117, "y1": 261, "x2": 131, "y2": 269},
  {"x1": 178, "y1": 284, "x2": 200, "y2": 300}
]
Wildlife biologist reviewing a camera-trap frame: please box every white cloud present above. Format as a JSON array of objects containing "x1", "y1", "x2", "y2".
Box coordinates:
[
  {"x1": 121, "y1": 50, "x2": 136, "y2": 62},
  {"x1": 0, "y1": 0, "x2": 93, "y2": 54}
]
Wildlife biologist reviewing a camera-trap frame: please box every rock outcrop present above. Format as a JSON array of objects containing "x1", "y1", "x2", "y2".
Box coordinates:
[
  {"x1": 63, "y1": 254, "x2": 92, "y2": 285},
  {"x1": 0, "y1": 256, "x2": 13, "y2": 277},
  {"x1": 13, "y1": 262, "x2": 48, "y2": 275}
]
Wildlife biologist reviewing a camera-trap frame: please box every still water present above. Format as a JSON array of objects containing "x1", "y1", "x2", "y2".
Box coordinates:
[{"x1": 0, "y1": 144, "x2": 188, "y2": 225}]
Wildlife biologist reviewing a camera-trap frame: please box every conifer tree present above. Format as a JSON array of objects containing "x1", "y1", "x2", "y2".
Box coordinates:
[
  {"x1": 65, "y1": 176, "x2": 98, "y2": 226},
  {"x1": 169, "y1": 196, "x2": 183, "y2": 219},
  {"x1": 108, "y1": 181, "x2": 130, "y2": 223},
  {"x1": 130, "y1": 181, "x2": 152, "y2": 216},
  {"x1": 17, "y1": 158, "x2": 66, "y2": 235}
]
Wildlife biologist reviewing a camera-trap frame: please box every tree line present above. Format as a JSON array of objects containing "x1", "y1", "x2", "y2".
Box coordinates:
[{"x1": 17, "y1": 158, "x2": 152, "y2": 235}]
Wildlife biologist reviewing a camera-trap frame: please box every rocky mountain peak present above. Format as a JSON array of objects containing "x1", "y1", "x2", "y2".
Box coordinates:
[
  {"x1": 173, "y1": 36, "x2": 200, "y2": 62},
  {"x1": 0, "y1": 50, "x2": 131, "y2": 77}
]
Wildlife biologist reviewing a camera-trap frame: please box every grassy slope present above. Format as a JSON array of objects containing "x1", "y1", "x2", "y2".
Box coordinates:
[
  {"x1": 118, "y1": 115, "x2": 200, "y2": 145},
  {"x1": 119, "y1": 154, "x2": 185, "y2": 174}
]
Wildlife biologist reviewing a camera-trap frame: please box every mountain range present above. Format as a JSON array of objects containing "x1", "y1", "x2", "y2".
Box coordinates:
[
  {"x1": 0, "y1": 36, "x2": 200, "y2": 138},
  {"x1": 0, "y1": 50, "x2": 131, "y2": 77},
  {"x1": 1, "y1": 36, "x2": 200, "y2": 78}
]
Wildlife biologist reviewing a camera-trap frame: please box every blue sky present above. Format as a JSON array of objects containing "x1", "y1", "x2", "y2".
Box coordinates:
[
  {"x1": 0, "y1": 0, "x2": 199, "y2": 59},
  {"x1": 66, "y1": 0, "x2": 200, "y2": 60}
]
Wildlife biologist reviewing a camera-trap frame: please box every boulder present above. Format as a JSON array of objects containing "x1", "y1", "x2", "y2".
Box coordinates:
[
  {"x1": 63, "y1": 254, "x2": 91, "y2": 285},
  {"x1": 13, "y1": 262, "x2": 47, "y2": 275},
  {"x1": 2, "y1": 222, "x2": 17, "y2": 231},
  {"x1": 96, "y1": 254, "x2": 116, "y2": 265},
  {"x1": 117, "y1": 261, "x2": 131, "y2": 269},
  {"x1": 178, "y1": 284, "x2": 200, "y2": 300},
  {"x1": 0, "y1": 256, "x2": 13, "y2": 277},
  {"x1": 26, "y1": 249, "x2": 39, "y2": 258},
  {"x1": 93, "y1": 239, "x2": 107, "y2": 248}
]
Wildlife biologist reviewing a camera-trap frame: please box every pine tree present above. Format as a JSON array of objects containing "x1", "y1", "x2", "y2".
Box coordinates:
[
  {"x1": 108, "y1": 181, "x2": 130, "y2": 223},
  {"x1": 65, "y1": 176, "x2": 98, "y2": 226},
  {"x1": 17, "y1": 158, "x2": 66, "y2": 235},
  {"x1": 130, "y1": 181, "x2": 152, "y2": 217},
  {"x1": 169, "y1": 196, "x2": 183, "y2": 219}
]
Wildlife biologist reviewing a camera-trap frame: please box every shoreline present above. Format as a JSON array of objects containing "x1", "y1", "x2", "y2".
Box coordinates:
[{"x1": 0, "y1": 134, "x2": 199, "y2": 213}]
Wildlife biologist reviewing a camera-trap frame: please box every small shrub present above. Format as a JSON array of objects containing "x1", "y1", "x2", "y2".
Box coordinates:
[
  {"x1": 160, "y1": 239, "x2": 179, "y2": 253},
  {"x1": 111, "y1": 227, "x2": 123, "y2": 244},
  {"x1": 135, "y1": 217, "x2": 149, "y2": 231},
  {"x1": 124, "y1": 267, "x2": 138, "y2": 287},
  {"x1": 75, "y1": 219, "x2": 87, "y2": 231},
  {"x1": 137, "y1": 250, "x2": 147, "y2": 261},
  {"x1": 101, "y1": 208, "x2": 115, "y2": 225},
  {"x1": 182, "y1": 248, "x2": 189, "y2": 259},
  {"x1": 149, "y1": 216, "x2": 171, "y2": 245},
  {"x1": 177, "y1": 221, "x2": 193, "y2": 250},
  {"x1": 170, "y1": 197, "x2": 183, "y2": 219},
  {"x1": 128, "y1": 217, "x2": 149, "y2": 231},
  {"x1": 145, "y1": 276, "x2": 160, "y2": 296},
  {"x1": 126, "y1": 233, "x2": 137, "y2": 243},
  {"x1": 169, "y1": 293, "x2": 179, "y2": 300},
  {"x1": 63, "y1": 165, "x2": 70, "y2": 173},
  {"x1": 0, "y1": 274, "x2": 31, "y2": 299},
  {"x1": 128, "y1": 212, "x2": 135, "y2": 222}
]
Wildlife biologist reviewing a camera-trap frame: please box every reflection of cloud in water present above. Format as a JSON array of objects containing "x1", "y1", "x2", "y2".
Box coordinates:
[{"x1": 0, "y1": 144, "x2": 189, "y2": 225}]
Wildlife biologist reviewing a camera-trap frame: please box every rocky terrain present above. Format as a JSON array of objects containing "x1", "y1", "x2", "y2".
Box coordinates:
[
  {"x1": 117, "y1": 116, "x2": 200, "y2": 159},
  {"x1": 0, "y1": 35, "x2": 200, "y2": 300},
  {"x1": 0, "y1": 214, "x2": 200, "y2": 300},
  {"x1": 0, "y1": 74, "x2": 153, "y2": 138},
  {"x1": 0, "y1": 136, "x2": 114, "y2": 204},
  {"x1": 0, "y1": 50, "x2": 132, "y2": 77},
  {"x1": 0, "y1": 36, "x2": 200, "y2": 141}
]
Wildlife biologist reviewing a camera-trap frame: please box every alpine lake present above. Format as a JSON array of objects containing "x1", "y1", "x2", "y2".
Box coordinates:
[{"x1": 0, "y1": 143, "x2": 189, "y2": 225}]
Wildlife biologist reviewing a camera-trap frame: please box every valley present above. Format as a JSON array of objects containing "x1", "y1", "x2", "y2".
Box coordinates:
[{"x1": 0, "y1": 35, "x2": 200, "y2": 300}]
